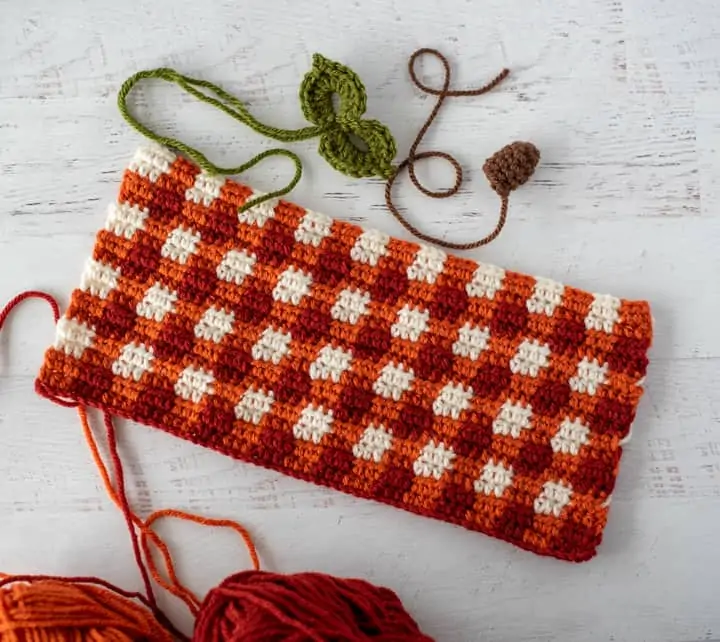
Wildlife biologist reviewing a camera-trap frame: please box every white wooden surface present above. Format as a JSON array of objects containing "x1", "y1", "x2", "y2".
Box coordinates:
[{"x1": 1, "y1": 1, "x2": 719, "y2": 640}]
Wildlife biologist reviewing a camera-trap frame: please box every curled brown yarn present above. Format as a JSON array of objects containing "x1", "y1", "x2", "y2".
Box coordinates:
[{"x1": 385, "y1": 48, "x2": 540, "y2": 250}]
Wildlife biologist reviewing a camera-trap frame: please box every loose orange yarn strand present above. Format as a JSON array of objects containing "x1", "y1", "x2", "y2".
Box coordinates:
[
  {"x1": 76, "y1": 406, "x2": 186, "y2": 605},
  {"x1": 78, "y1": 406, "x2": 261, "y2": 617},
  {"x1": 144, "y1": 509, "x2": 260, "y2": 574},
  {"x1": 77, "y1": 406, "x2": 191, "y2": 609},
  {"x1": 142, "y1": 508, "x2": 261, "y2": 612}
]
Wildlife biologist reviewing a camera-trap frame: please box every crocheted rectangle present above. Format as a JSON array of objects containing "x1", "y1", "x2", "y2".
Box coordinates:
[{"x1": 37, "y1": 145, "x2": 652, "y2": 562}]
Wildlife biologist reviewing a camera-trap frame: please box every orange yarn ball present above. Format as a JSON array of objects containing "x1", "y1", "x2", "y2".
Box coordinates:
[{"x1": 0, "y1": 579, "x2": 173, "y2": 642}]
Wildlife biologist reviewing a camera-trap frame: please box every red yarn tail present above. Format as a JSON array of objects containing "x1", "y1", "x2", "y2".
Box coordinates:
[
  {"x1": 0, "y1": 290, "x2": 60, "y2": 330},
  {"x1": 0, "y1": 291, "x2": 78, "y2": 407}
]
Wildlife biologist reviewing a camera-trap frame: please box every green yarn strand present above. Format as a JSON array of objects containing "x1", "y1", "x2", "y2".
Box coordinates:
[
  {"x1": 160, "y1": 70, "x2": 325, "y2": 142},
  {"x1": 117, "y1": 68, "x2": 325, "y2": 159},
  {"x1": 235, "y1": 149, "x2": 303, "y2": 214}
]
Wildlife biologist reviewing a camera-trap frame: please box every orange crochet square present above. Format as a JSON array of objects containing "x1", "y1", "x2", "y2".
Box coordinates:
[{"x1": 37, "y1": 145, "x2": 653, "y2": 562}]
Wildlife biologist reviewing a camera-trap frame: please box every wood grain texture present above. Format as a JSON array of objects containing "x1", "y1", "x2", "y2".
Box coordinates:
[{"x1": 1, "y1": 0, "x2": 719, "y2": 640}]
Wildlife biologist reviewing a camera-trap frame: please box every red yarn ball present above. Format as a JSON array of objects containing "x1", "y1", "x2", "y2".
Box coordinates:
[{"x1": 193, "y1": 571, "x2": 434, "y2": 641}]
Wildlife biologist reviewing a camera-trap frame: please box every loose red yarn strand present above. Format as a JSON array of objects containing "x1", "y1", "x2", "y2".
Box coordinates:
[
  {"x1": 102, "y1": 412, "x2": 159, "y2": 608},
  {"x1": 0, "y1": 290, "x2": 60, "y2": 329}
]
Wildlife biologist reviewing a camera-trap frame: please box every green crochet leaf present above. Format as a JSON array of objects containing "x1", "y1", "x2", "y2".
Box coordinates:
[
  {"x1": 300, "y1": 54, "x2": 368, "y2": 125},
  {"x1": 318, "y1": 119, "x2": 397, "y2": 179},
  {"x1": 300, "y1": 54, "x2": 397, "y2": 179}
]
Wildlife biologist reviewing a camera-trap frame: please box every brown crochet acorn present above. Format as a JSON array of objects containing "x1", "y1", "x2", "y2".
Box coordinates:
[
  {"x1": 483, "y1": 141, "x2": 540, "y2": 196},
  {"x1": 384, "y1": 48, "x2": 542, "y2": 251}
]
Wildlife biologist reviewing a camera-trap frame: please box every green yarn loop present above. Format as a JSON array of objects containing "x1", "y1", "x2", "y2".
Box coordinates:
[{"x1": 117, "y1": 56, "x2": 397, "y2": 209}]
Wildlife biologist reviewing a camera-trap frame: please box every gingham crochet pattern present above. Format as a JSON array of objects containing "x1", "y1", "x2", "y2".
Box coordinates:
[{"x1": 37, "y1": 144, "x2": 652, "y2": 562}]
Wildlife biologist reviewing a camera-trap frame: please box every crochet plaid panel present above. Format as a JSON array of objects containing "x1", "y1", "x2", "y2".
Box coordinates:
[{"x1": 37, "y1": 144, "x2": 652, "y2": 562}]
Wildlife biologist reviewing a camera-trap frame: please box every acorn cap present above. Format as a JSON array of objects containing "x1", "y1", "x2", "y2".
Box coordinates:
[{"x1": 483, "y1": 141, "x2": 540, "y2": 196}]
